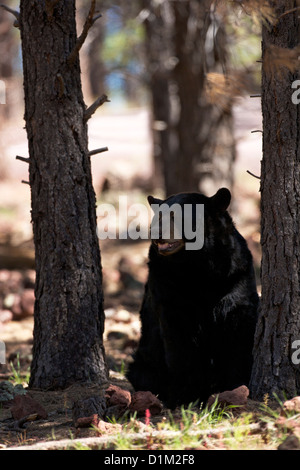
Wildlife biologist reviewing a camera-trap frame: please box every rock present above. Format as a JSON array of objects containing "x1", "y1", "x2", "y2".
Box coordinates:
[
  {"x1": 278, "y1": 435, "x2": 300, "y2": 450},
  {"x1": 10, "y1": 394, "x2": 48, "y2": 420},
  {"x1": 104, "y1": 308, "x2": 117, "y2": 319},
  {"x1": 281, "y1": 397, "x2": 300, "y2": 417},
  {"x1": 129, "y1": 391, "x2": 163, "y2": 416},
  {"x1": 0, "y1": 309, "x2": 13, "y2": 324},
  {"x1": 105, "y1": 384, "x2": 131, "y2": 408},
  {"x1": 75, "y1": 414, "x2": 99, "y2": 428},
  {"x1": 5, "y1": 293, "x2": 22, "y2": 318},
  {"x1": 20, "y1": 289, "x2": 35, "y2": 316},
  {"x1": 115, "y1": 309, "x2": 131, "y2": 323},
  {"x1": 276, "y1": 416, "x2": 300, "y2": 437},
  {"x1": 4, "y1": 293, "x2": 19, "y2": 311},
  {"x1": 96, "y1": 420, "x2": 122, "y2": 435},
  {"x1": 23, "y1": 270, "x2": 35, "y2": 289},
  {"x1": 207, "y1": 385, "x2": 249, "y2": 410},
  {"x1": 107, "y1": 331, "x2": 129, "y2": 341},
  {"x1": 72, "y1": 395, "x2": 106, "y2": 425},
  {"x1": 105, "y1": 384, "x2": 131, "y2": 419},
  {"x1": 0, "y1": 271, "x2": 23, "y2": 293}
]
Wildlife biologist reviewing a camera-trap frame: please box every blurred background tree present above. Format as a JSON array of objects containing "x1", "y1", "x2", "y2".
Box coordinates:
[
  {"x1": 75, "y1": 0, "x2": 261, "y2": 197},
  {"x1": 140, "y1": 0, "x2": 236, "y2": 196}
]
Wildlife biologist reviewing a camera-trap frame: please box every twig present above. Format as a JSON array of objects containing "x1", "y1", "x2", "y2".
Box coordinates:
[
  {"x1": 247, "y1": 170, "x2": 261, "y2": 180},
  {"x1": 16, "y1": 155, "x2": 30, "y2": 163},
  {"x1": 88, "y1": 147, "x2": 108, "y2": 156},
  {"x1": 67, "y1": 0, "x2": 101, "y2": 66},
  {"x1": 0, "y1": 4, "x2": 19, "y2": 27},
  {"x1": 250, "y1": 94, "x2": 261, "y2": 98},
  {"x1": 251, "y1": 130, "x2": 263, "y2": 134},
  {"x1": 277, "y1": 6, "x2": 300, "y2": 21},
  {"x1": 21, "y1": 180, "x2": 30, "y2": 185},
  {"x1": 84, "y1": 94, "x2": 110, "y2": 122},
  {"x1": 1, "y1": 413, "x2": 38, "y2": 433}
]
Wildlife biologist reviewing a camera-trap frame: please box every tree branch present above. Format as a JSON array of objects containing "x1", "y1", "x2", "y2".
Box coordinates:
[
  {"x1": 84, "y1": 94, "x2": 110, "y2": 122},
  {"x1": 0, "y1": 4, "x2": 20, "y2": 27},
  {"x1": 88, "y1": 147, "x2": 108, "y2": 156},
  {"x1": 247, "y1": 170, "x2": 261, "y2": 180},
  {"x1": 277, "y1": 6, "x2": 300, "y2": 21},
  {"x1": 16, "y1": 155, "x2": 30, "y2": 163},
  {"x1": 67, "y1": 0, "x2": 102, "y2": 66}
]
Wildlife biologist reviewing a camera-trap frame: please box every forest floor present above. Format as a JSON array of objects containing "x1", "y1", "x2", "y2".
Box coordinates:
[
  {"x1": 0, "y1": 100, "x2": 299, "y2": 451},
  {"x1": 0, "y1": 235, "x2": 298, "y2": 451},
  {"x1": 0, "y1": 236, "x2": 293, "y2": 451}
]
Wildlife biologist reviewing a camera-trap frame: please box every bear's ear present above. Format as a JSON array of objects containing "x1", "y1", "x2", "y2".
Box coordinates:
[
  {"x1": 147, "y1": 195, "x2": 163, "y2": 208},
  {"x1": 210, "y1": 188, "x2": 231, "y2": 212}
]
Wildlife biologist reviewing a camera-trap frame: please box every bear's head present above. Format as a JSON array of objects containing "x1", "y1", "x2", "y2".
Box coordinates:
[{"x1": 147, "y1": 188, "x2": 231, "y2": 256}]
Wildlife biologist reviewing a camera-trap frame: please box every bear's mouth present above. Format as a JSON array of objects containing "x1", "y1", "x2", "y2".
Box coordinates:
[{"x1": 155, "y1": 240, "x2": 185, "y2": 255}]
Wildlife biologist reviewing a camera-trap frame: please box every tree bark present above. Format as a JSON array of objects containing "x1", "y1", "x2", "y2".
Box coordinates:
[
  {"x1": 19, "y1": 0, "x2": 108, "y2": 390},
  {"x1": 250, "y1": 0, "x2": 300, "y2": 400}
]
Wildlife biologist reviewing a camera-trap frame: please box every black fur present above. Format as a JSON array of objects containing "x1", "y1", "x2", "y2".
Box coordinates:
[{"x1": 126, "y1": 188, "x2": 259, "y2": 408}]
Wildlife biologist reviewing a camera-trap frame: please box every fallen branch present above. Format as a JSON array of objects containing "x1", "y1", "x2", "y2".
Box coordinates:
[
  {"x1": 2, "y1": 421, "x2": 273, "y2": 450},
  {"x1": 67, "y1": 0, "x2": 101, "y2": 66},
  {"x1": 88, "y1": 147, "x2": 108, "y2": 157},
  {"x1": 1, "y1": 414, "x2": 38, "y2": 434},
  {"x1": 84, "y1": 94, "x2": 110, "y2": 122}
]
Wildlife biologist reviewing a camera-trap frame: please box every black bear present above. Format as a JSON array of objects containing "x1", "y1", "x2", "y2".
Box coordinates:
[{"x1": 126, "y1": 188, "x2": 259, "y2": 408}]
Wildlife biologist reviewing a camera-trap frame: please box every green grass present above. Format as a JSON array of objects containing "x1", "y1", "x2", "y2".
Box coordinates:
[
  {"x1": 104, "y1": 398, "x2": 237, "y2": 450},
  {"x1": 9, "y1": 353, "x2": 30, "y2": 386},
  {"x1": 88, "y1": 393, "x2": 299, "y2": 450}
]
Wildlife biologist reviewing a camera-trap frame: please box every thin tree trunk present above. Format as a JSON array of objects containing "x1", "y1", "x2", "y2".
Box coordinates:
[
  {"x1": 20, "y1": 0, "x2": 108, "y2": 390},
  {"x1": 250, "y1": 0, "x2": 300, "y2": 400}
]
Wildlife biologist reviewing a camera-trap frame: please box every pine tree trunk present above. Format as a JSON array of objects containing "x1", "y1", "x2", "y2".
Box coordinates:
[
  {"x1": 20, "y1": 0, "x2": 108, "y2": 390},
  {"x1": 250, "y1": 0, "x2": 300, "y2": 400}
]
